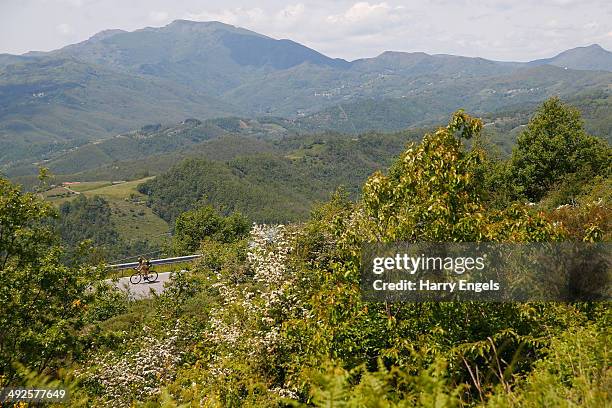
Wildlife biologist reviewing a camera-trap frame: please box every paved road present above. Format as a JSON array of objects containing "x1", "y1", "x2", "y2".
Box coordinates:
[{"x1": 107, "y1": 271, "x2": 174, "y2": 299}]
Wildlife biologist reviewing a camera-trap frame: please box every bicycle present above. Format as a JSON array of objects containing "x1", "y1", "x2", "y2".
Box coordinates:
[{"x1": 129, "y1": 267, "x2": 159, "y2": 284}]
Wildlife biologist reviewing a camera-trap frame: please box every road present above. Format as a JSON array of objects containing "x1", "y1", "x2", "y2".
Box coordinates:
[{"x1": 106, "y1": 271, "x2": 174, "y2": 299}]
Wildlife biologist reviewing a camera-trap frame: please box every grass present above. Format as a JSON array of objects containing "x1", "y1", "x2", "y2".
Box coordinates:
[
  {"x1": 45, "y1": 177, "x2": 170, "y2": 247},
  {"x1": 82, "y1": 177, "x2": 155, "y2": 199},
  {"x1": 67, "y1": 181, "x2": 113, "y2": 192},
  {"x1": 42, "y1": 185, "x2": 77, "y2": 205}
]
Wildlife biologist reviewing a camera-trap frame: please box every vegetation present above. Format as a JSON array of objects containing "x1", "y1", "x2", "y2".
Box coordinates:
[
  {"x1": 0, "y1": 175, "x2": 98, "y2": 384},
  {"x1": 173, "y1": 206, "x2": 250, "y2": 254},
  {"x1": 509, "y1": 97, "x2": 610, "y2": 202},
  {"x1": 41, "y1": 179, "x2": 169, "y2": 263},
  {"x1": 137, "y1": 130, "x2": 423, "y2": 223},
  {"x1": 56, "y1": 195, "x2": 121, "y2": 262},
  {"x1": 0, "y1": 100, "x2": 610, "y2": 406}
]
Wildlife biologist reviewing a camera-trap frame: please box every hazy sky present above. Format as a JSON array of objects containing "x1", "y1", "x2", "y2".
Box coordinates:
[{"x1": 1, "y1": 0, "x2": 611, "y2": 61}]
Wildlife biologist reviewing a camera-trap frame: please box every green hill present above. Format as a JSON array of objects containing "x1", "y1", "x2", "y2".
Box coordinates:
[
  {"x1": 0, "y1": 57, "x2": 239, "y2": 166},
  {"x1": 2, "y1": 117, "x2": 301, "y2": 177},
  {"x1": 136, "y1": 129, "x2": 423, "y2": 223},
  {"x1": 43, "y1": 178, "x2": 170, "y2": 250}
]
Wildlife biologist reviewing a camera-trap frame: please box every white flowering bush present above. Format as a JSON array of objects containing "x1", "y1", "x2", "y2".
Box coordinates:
[
  {"x1": 172, "y1": 224, "x2": 304, "y2": 404},
  {"x1": 77, "y1": 326, "x2": 183, "y2": 406}
]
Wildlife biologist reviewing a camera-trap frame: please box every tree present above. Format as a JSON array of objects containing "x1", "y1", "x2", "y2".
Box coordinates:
[
  {"x1": 510, "y1": 97, "x2": 611, "y2": 202},
  {"x1": 0, "y1": 176, "x2": 94, "y2": 383},
  {"x1": 56, "y1": 195, "x2": 121, "y2": 263},
  {"x1": 58, "y1": 195, "x2": 119, "y2": 248},
  {"x1": 0, "y1": 176, "x2": 56, "y2": 270},
  {"x1": 169, "y1": 111, "x2": 571, "y2": 405},
  {"x1": 172, "y1": 206, "x2": 249, "y2": 254}
]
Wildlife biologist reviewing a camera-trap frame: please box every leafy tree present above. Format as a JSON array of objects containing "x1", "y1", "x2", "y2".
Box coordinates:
[
  {"x1": 63, "y1": 109, "x2": 611, "y2": 406},
  {"x1": 58, "y1": 195, "x2": 119, "y2": 248},
  {"x1": 510, "y1": 97, "x2": 611, "y2": 202},
  {"x1": 172, "y1": 205, "x2": 249, "y2": 254},
  {"x1": 0, "y1": 176, "x2": 95, "y2": 384},
  {"x1": 0, "y1": 176, "x2": 56, "y2": 270},
  {"x1": 154, "y1": 111, "x2": 578, "y2": 407}
]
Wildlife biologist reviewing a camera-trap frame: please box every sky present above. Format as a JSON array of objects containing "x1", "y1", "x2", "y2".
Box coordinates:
[{"x1": 1, "y1": 0, "x2": 611, "y2": 61}]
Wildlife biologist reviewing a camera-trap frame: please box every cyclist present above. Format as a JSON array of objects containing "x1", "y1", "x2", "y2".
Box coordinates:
[
  {"x1": 130, "y1": 256, "x2": 157, "y2": 285},
  {"x1": 136, "y1": 256, "x2": 151, "y2": 277}
]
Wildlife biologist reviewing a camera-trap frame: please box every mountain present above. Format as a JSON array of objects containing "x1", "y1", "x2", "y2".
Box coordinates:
[
  {"x1": 529, "y1": 44, "x2": 612, "y2": 72},
  {"x1": 351, "y1": 50, "x2": 521, "y2": 76},
  {"x1": 0, "y1": 54, "x2": 33, "y2": 67},
  {"x1": 49, "y1": 20, "x2": 349, "y2": 93},
  {"x1": 1, "y1": 20, "x2": 611, "y2": 175},
  {"x1": 0, "y1": 56, "x2": 239, "y2": 166},
  {"x1": 293, "y1": 65, "x2": 612, "y2": 136},
  {"x1": 10, "y1": 86, "x2": 608, "y2": 183}
]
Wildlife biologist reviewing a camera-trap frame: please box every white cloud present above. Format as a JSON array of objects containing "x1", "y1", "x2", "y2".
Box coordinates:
[
  {"x1": 328, "y1": 2, "x2": 392, "y2": 23},
  {"x1": 56, "y1": 23, "x2": 73, "y2": 35},
  {"x1": 547, "y1": 0, "x2": 578, "y2": 5},
  {"x1": 186, "y1": 7, "x2": 265, "y2": 26},
  {"x1": 57, "y1": 0, "x2": 84, "y2": 7},
  {"x1": 149, "y1": 11, "x2": 169, "y2": 23},
  {"x1": 277, "y1": 3, "x2": 304, "y2": 20}
]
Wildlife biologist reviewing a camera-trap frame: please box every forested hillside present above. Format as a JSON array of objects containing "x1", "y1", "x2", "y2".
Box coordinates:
[
  {"x1": 133, "y1": 93, "x2": 612, "y2": 225},
  {"x1": 137, "y1": 129, "x2": 424, "y2": 223},
  {"x1": 298, "y1": 88, "x2": 612, "y2": 140}
]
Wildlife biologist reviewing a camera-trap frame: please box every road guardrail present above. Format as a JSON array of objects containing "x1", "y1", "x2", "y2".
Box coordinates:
[{"x1": 107, "y1": 254, "x2": 202, "y2": 270}]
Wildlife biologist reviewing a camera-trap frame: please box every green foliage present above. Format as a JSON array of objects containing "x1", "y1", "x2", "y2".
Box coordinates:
[
  {"x1": 360, "y1": 110, "x2": 487, "y2": 242},
  {"x1": 172, "y1": 205, "x2": 249, "y2": 254},
  {"x1": 298, "y1": 359, "x2": 464, "y2": 408},
  {"x1": 279, "y1": 113, "x2": 566, "y2": 400},
  {"x1": 485, "y1": 322, "x2": 611, "y2": 407},
  {"x1": 58, "y1": 195, "x2": 119, "y2": 249},
  {"x1": 357, "y1": 110, "x2": 560, "y2": 242},
  {"x1": 0, "y1": 175, "x2": 56, "y2": 270},
  {"x1": 54, "y1": 193, "x2": 161, "y2": 262},
  {"x1": 510, "y1": 97, "x2": 611, "y2": 202},
  {"x1": 83, "y1": 282, "x2": 130, "y2": 323},
  {"x1": 127, "y1": 110, "x2": 601, "y2": 407},
  {"x1": 4, "y1": 104, "x2": 610, "y2": 407},
  {"x1": 138, "y1": 130, "x2": 422, "y2": 224},
  {"x1": 0, "y1": 176, "x2": 100, "y2": 384}
]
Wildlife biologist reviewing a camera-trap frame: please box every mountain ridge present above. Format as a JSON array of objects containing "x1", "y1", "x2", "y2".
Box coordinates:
[
  {"x1": 14, "y1": 20, "x2": 612, "y2": 69},
  {"x1": 1, "y1": 19, "x2": 611, "y2": 175},
  {"x1": 529, "y1": 44, "x2": 612, "y2": 71}
]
